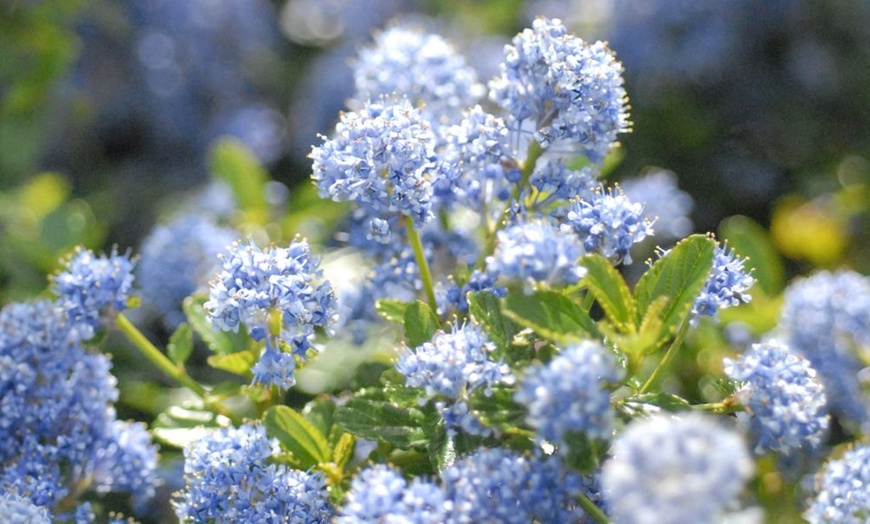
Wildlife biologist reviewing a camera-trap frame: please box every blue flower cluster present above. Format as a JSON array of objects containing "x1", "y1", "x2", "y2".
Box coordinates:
[
  {"x1": 0, "y1": 300, "x2": 158, "y2": 513},
  {"x1": 489, "y1": 17, "x2": 629, "y2": 162},
  {"x1": 620, "y1": 169, "x2": 694, "y2": 241},
  {"x1": 779, "y1": 270, "x2": 870, "y2": 430},
  {"x1": 174, "y1": 424, "x2": 334, "y2": 522},
  {"x1": 351, "y1": 24, "x2": 484, "y2": 120},
  {"x1": 562, "y1": 185, "x2": 653, "y2": 265},
  {"x1": 52, "y1": 247, "x2": 136, "y2": 338},
  {"x1": 396, "y1": 323, "x2": 513, "y2": 436},
  {"x1": 805, "y1": 444, "x2": 870, "y2": 523},
  {"x1": 515, "y1": 340, "x2": 623, "y2": 447},
  {"x1": 138, "y1": 212, "x2": 238, "y2": 328},
  {"x1": 527, "y1": 159, "x2": 598, "y2": 210},
  {"x1": 693, "y1": 242, "x2": 754, "y2": 319},
  {"x1": 205, "y1": 239, "x2": 335, "y2": 389},
  {"x1": 0, "y1": 491, "x2": 51, "y2": 524},
  {"x1": 486, "y1": 218, "x2": 587, "y2": 290},
  {"x1": 723, "y1": 340, "x2": 828, "y2": 455},
  {"x1": 601, "y1": 414, "x2": 753, "y2": 523},
  {"x1": 338, "y1": 465, "x2": 446, "y2": 523}
]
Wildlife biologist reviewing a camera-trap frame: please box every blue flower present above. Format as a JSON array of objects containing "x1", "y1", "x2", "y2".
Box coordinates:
[
  {"x1": 442, "y1": 448, "x2": 588, "y2": 523},
  {"x1": 561, "y1": 185, "x2": 653, "y2": 265},
  {"x1": 352, "y1": 24, "x2": 483, "y2": 120},
  {"x1": 92, "y1": 420, "x2": 160, "y2": 506},
  {"x1": 52, "y1": 247, "x2": 136, "y2": 337},
  {"x1": 693, "y1": 243, "x2": 754, "y2": 318},
  {"x1": 601, "y1": 414, "x2": 753, "y2": 524},
  {"x1": 338, "y1": 465, "x2": 445, "y2": 524},
  {"x1": 205, "y1": 239, "x2": 335, "y2": 388},
  {"x1": 805, "y1": 444, "x2": 870, "y2": 524},
  {"x1": 489, "y1": 17, "x2": 630, "y2": 163},
  {"x1": 395, "y1": 323, "x2": 513, "y2": 436},
  {"x1": 515, "y1": 340, "x2": 623, "y2": 448},
  {"x1": 620, "y1": 169, "x2": 694, "y2": 240},
  {"x1": 310, "y1": 97, "x2": 445, "y2": 231},
  {"x1": 0, "y1": 491, "x2": 51, "y2": 524},
  {"x1": 527, "y1": 159, "x2": 598, "y2": 210},
  {"x1": 486, "y1": 217, "x2": 587, "y2": 290},
  {"x1": 724, "y1": 340, "x2": 828, "y2": 455},
  {"x1": 779, "y1": 270, "x2": 870, "y2": 430},
  {"x1": 138, "y1": 212, "x2": 238, "y2": 328},
  {"x1": 174, "y1": 424, "x2": 334, "y2": 523}
]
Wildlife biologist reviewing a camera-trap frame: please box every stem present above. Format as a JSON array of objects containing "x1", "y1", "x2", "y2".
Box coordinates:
[
  {"x1": 639, "y1": 318, "x2": 690, "y2": 394},
  {"x1": 406, "y1": 215, "x2": 439, "y2": 314},
  {"x1": 577, "y1": 491, "x2": 611, "y2": 524},
  {"x1": 115, "y1": 313, "x2": 206, "y2": 397},
  {"x1": 581, "y1": 289, "x2": 595, "y2": 312},
  {"x1": 693, "y1": 398, "x2": 744, "y2": 415}
]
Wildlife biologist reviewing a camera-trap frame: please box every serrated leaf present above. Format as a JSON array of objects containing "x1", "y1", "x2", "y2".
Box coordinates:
[
  {"x1": 469, "y1": 387, "x2": 526, "y2": 432},
  {"x1": 502, "y1": 290, "x2": 597, "y2": 344},
  {"x1": 626, "y1": 393, "x2": 691, "y2": 412},
  {"x1": 265, "y1": 406, "x2": 330, "y2": 469},
  {"x1": 468, "y1": 291, "x2": 517, "y2": 351},
  {"x1": 719, "y1": 215, "x2": 782, "y2": 296},
  {"x1": 332, "y1": 432, "x2": 356, "y2": 468},
  {"x1": 335, "y1": 392, "x2": 427, "y2": 449},
  {"x1": 376, "y1": 298, "x2": 412, "y2": 324},
  {"x1": 302, "y1": 399, "x2": 336, "y2": 439},
  {"x1": 633, "y1": 235, "x2": 715, "y2": 349},
  {"x1": 209, "y1": 138, "x2": 269, "y2": 225},
  {"x1": 183, "y1": 296, "x2": 238, "y2": 355},
  {"x1": 167, "y1": 322, "x2": 193, "y2": 366},
  {"x1": 207, "y1": 350, "x2": 257, "y2": 377},
  {"x1": 404, "y1": 300, "x2": 440, "y2": 348},
  {"x1": 580, "y1": 254, "x2": 636, "y2": 333}
]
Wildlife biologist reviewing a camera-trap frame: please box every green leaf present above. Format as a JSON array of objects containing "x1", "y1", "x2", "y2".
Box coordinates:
[
  {"x1": 376, "y1": 298, "x2": 412, "y2": 324},
  {"x1": 719, "y1": 215, "x2": 783, "y2": 296},
  {"x1": 625, "y1": 393, "x2": 691, "y2": 412},
  {"x1": 468, "y1": 291, "x2": 518, "y2": 351},
  {"x1": 167, "y1": 322, "x2": 193, "y2": 366},
  {"x1": 302, "y1": 399, "x2": 336, "y2": 439},
  {"x1": 580, "y1": 254, "x2": 636, "y2": 333},
  {"x1": 502, "y1": 290, "x2": 597, "y2": 344},
  {"x1": 633, "y1": 235, "x2": 715, "y2": 349},
  {"x1": 209, "y1": 138, "x2": 269, "y2": 225},
  {"x1": 404, "y1": 300, "x2": 440, "y2": 348},
  {"x1": 207, "y1": 350, "x2": 257, "y2": 377},
  {"x1": 183, "y1": 296, "x2": 239, "y2": 355},
  {"x1": 469, "y1": 386, "x2": 526, "y2": 432},
  {"x1": 335, "y1": 391, "x2": 428, "y2": 449},
  {"x1": 332, "y1": 432, "x2": 356, "y2": 468},
  {"x1": 264, "y1": 406, "x2": 330, "y2": 469}
]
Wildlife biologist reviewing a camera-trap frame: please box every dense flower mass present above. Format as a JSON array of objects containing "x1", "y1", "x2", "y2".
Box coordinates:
[
  {"x1": 138, "y1": 212, "x2": 238, "y2": 328},
  {"x1": 174, "y1": 424, "x2": 334, "y2": 522},
  {"x1": 489, "y1": 16, "x2": 630, "y2": 162},
  {"x1": 620, "y1": 169, "x2": 694, "y2": 240},
  {"x1": 52, "y1": 247, "x2": 136, "y2": 337},
  {"x1": 562, "y1": 186, "x2": 653, "y2": 265},
  {"x1": 338, "y1": 465, "x2": 446, "y2": 523},
  {"x1": 487, "y1": 218, "x2": 587, "y2": 289},
  {"x1": 515, "y1": 340, "x2": 622, "y2": 447},
  {"x1": 205, "y1": 239, "x2": 335, "y2": 388},
  {"x1": 352, "y1": 24, "x2": 484, "y2": 119},
  {"x1": 602, "y1": 414, "x2": 753, "y2": 524},
  {"x1": 0, "y1": 491, "x2": 51, "y2": 524},
  {"x1": 805, "y1": 444, "x2": 870, "y2": 523},
  {"x1": 779, "y1": 270, "x2": 870, "y2": 429},
  {"x1": 396, "y1": 323, "x2": 513, "y2": 435},
  {"x1": 692, "y1": 243, "x2": 754, "y2": 318},
  {"x1": 310, "y1": 97, "x2": 444, "y2": 231},
  {"x1": 0, "y1": 300, "x2": 157, "y2": 510},
  {"x1": 724, "y1": 340, "x2": 828, "y2": 455}
]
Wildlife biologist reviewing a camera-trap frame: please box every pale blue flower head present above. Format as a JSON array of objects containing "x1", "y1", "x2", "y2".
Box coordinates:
[
  {"x1": 724, "y1": 340, "x2": 828, "y2": 455},
  {"x1": 487, "y1": 217, "x2": 587, "y2": 289},
  {"x1": 174, "y1": 424, "x2": 334, "y2": 523},
  {"x1": 442, "y1": 448, "x2": 587, "y2": 523},
  {"x1": 352, "y1": 24, "x2": 484, "y2": 120},
  {"x1": 805, "y1": 444, "x2": 870, "y2": 524},
  {"x1": 602, "y1": 413, "x2": 753, "y2": 524},
  {"x1": 515, "y1": 340, "x2": 623, "y2": 447},
  {"x1": 338, "y1": 465, "x2": 445, "y2": 524},
  {"x1": 489, "y1": 17, "x2": 630, "y2": 163},
  {"x1": 693, "y1": 243, "x2": 754, "y2": 318},
  {"x1": 0, "y1": 491, "x2": 51, "y2": 524},
  {"x1": 310, "y1": 97, "x2": 445, "y2": 236},
  {"x1": 562, "y1": 185, "x2": 652, "y2": 265},
  {"x1": 779, "y1": 270, "x2": 870, "y2": 430},
  {"x1": 620, "y1": 169, "x2": 694, "y2": 240}
]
